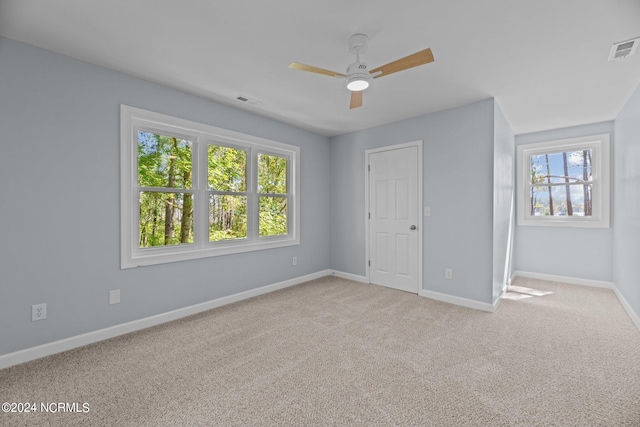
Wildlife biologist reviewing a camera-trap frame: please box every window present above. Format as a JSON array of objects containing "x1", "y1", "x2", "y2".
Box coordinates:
[
  {"x1": 121, "y1": 105, "x2": 299, "y2": 268},
  {"x1": 516, "y1": 134, "x2": 610, "y2": 228}
]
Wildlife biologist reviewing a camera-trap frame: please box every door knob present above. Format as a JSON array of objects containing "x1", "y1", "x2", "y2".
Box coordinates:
[{"x1": 410, "y1": 225, "x2": 417, "y2": 230}]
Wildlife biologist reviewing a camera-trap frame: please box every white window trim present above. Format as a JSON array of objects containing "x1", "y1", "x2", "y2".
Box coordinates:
[
  {"x1": 120, "y1": 105, "x2": 300, "y2": 269},
  {"x1": 516, "y1": 133, "x2": 610, "y2": 228}
]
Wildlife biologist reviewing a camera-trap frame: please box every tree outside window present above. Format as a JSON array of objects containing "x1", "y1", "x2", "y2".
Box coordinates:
[
  {"x1": 137, "y1": 132, "x2": 193, "y2": 248},
  {"x1": 529, "y1": 149, "x2": 592, "y2": 217},
  {"x1": 516, "y1": 134, "x2": 610, "y2": 228}
]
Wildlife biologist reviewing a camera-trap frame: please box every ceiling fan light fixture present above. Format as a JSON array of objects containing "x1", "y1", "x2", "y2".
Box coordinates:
[
  {"x1": 346, "y1": 61, "x2": 371, "y2": 91},
  {"x1": 347, "y1": 76, "x2": 370, "y2": 91}
]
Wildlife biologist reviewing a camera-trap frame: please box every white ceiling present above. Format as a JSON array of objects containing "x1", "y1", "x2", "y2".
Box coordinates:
[{"x1": 1, "y1": 0, "x2": 639, "y2": 137}]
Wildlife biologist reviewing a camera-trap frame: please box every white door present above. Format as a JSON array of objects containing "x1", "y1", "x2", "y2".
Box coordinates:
[{"x1": 368, "y1": 145, "x2": 419, "y2": 293}]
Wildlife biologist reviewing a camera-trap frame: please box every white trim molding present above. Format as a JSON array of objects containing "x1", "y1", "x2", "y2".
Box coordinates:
[
  {"x1": 612, "y1": 286, "x2": 640, "y2": 331},
  {"x1": 330, "y1": 270, "x2": 369, "y2": 283},
  {"x1": 0, "y1": 270, "x2": 331, "y2": 370},
  {"x1": 512, "y1": 270, "x2": 613, "y2": 289},
  {"x1": 420, "y1": 289, "x2": 500, "y2": 313}
]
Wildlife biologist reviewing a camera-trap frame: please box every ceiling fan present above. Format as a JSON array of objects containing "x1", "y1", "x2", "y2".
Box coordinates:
[{"x1": 289, "y1": 34, "x2": 434, "y2": 109}]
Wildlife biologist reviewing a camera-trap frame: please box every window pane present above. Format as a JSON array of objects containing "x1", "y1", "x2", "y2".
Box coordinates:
[
  {"x1": 259, "y1": 196, "x2": 287, "y2": 236},
  {"x1": 208, "y1": 145, "x2": 246, "y2": 192},
  {"x1": 529, "y1": 184, "x2": 592, "y2": 217},
  {"x1": 138, "y1": 132, "x2": 192, "y2": 188},
  {"x1": 139, "y1": 191, "x2": 194, "y2": 247},
  {"x1": 567, "y1": 150, "x2": 592, "y2": 182},
  {"x1": 530, "y1": 150, "x2": 592, "y2": 185},
  {"x1": 258, "y1": 153, "x2": 287, "y2": 194},
  {"x1": 209, "y1": 195, "x2": 247, "y2": 241}
]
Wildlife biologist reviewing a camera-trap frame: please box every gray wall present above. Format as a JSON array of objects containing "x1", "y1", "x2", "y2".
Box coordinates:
[
  {"x1": 330, "y1": 99, "x2": 499, "y2": 304},
  {"x1": 613, "y1": 84, "x2": 640, "y2": 319},
  {"x1": 513, "y1": 122, "x2": 615, "y2": 282},
  {"x1": 492, "y1": 103, "x2": 515, "y2": 301},
  {"x1": 0, "y1": 37, "x2": 331, "y2": 356}
]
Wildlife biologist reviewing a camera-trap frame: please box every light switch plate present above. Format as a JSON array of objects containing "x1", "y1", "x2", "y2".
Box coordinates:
[{"x1": 109, "y1": 289, "x2": 121, "y2": 305}]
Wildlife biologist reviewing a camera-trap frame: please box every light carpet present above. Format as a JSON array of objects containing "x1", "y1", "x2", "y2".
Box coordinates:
[{"x1": 1, "y1": 276, "x2": 639, "y2": 426}]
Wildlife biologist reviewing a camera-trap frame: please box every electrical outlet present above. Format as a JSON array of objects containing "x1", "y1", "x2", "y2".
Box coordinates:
[
  {"x1": 445, "y1": 268, "x2": 453, "y2": 280},
  {"x1": 109, "y1": 289, "x2": 121, "y2": 305},
  {"x1": 32, "y1": 303, "x2": 46, "y2": 321},
  {"x1": 292, "y1": 256, "x2": 297, "y2": 266}
]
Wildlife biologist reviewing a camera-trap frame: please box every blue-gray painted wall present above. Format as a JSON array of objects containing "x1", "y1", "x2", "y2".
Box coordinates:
[
  {"x1": 513, "y1": 121, "x2": 615, "y2": 282},
  {"x1": 492, "y1": 103, "x2": 515, "y2": 301},
  {"x1": 330, "y1": 99, "x2": 500, "y2": 304},
  {"x1": 613, "y1": 84, "x2": 640, "y2": 320},
  {"x1": 0, "y1": 37, "x2": 331, "y2": 356}
]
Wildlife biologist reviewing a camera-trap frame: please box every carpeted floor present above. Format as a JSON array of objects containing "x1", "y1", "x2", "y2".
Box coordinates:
[{"x1": 1, "y1": 276, "x2": 639, "y2": 426}]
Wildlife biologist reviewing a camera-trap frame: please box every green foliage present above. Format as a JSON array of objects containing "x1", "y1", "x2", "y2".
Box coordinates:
[
  {"x1": 258, "y1": 153, "x2": 287, "y2": 194},
  {"x1": 208, "y1": 146, "x2": 246, "y2": 191},
  {"x1": 208, "y1": 146, "x2": 247, "y2": 241},
  {"x1": 138, "y1": 192, "x2": 192, "y2": 247},
  {"x1": 138, "y1": 132, "x2": 192, "y2": 188},
  {"x1": 258, "y1": 154, "x2": 287, "y2": 236},
  {"x1": 137, "y1": 132, "x2": 193, "y2": 248},
  {"x1": 138, "y1": 138, "x2": 290, "y2": 246},
  {"x1": 209, "y1": 195, "x2": 247, "y2": 241},
  {"x1": 259, "y1": 197, "x2": 287, "y2": 237}
]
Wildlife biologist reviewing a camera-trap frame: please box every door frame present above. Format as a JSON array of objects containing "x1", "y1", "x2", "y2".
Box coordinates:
[{"x1": 365, "y1": 140, "x2": 423, "y2": 293}]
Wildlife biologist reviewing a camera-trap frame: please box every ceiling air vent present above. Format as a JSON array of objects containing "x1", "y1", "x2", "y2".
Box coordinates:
[
  {"x1": 235, "y1": 95, "x2": 261, "y2": 106},
  {"x1": 609, "y1": 37, "x2": 640, "y2": 61}
]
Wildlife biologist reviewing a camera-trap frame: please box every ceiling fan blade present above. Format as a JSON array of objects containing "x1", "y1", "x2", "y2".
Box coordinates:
[
  {"x1": 350, "y1": 90, "x2": 363, "y2": 109},
  {"x1": 289, "y1": 62, "x2": 346, "y2": 78},
  {"x1": 370, "y1": 48, "x2": 434, "y2": 79}
]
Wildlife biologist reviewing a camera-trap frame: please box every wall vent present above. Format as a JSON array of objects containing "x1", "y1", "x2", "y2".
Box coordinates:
[
  {"x1": 609, "y1": 37, "x2": 640, "y2": 61},
  {"x1": 235, "y1": 95, "x2": 261, "y2": 106}
]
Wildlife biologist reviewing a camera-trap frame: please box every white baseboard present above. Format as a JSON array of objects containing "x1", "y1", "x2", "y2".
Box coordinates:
[
  {"x1": 330, "y1": 270, "x2": 368, "y2": 283},
  {"x1": 330, "y1": 272, "x2": 503, "y2": 313},
  {"x1": 493, "y1": 294, "x2": 504, "y2": 312},
  {"x1": 420, "y1": 289, "x2": 498, "y2": 313},
  {"x1": 512, "y1": 270, "x2": 640, "y2": 332},
  {"x1": 0, "y1": 269, "x2": 332, "y2": 370},
  {"x1": 611, "y1": 286, "x2": 640, "y2": 331},
  {"x1": 509, "y1": 271, "x2": 518, "y2": 287},
  {"x1": 512, "y1": 270, "x2": 614, "y2": 289}
]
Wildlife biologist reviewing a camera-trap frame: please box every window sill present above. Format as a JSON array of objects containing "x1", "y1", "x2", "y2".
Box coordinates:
[
  {"x1": 517, "y1": 217, "x2": 609, "y2": 228},
  {"x1": 122, "y1": 237, "x2": 300, "y2": 269}
]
